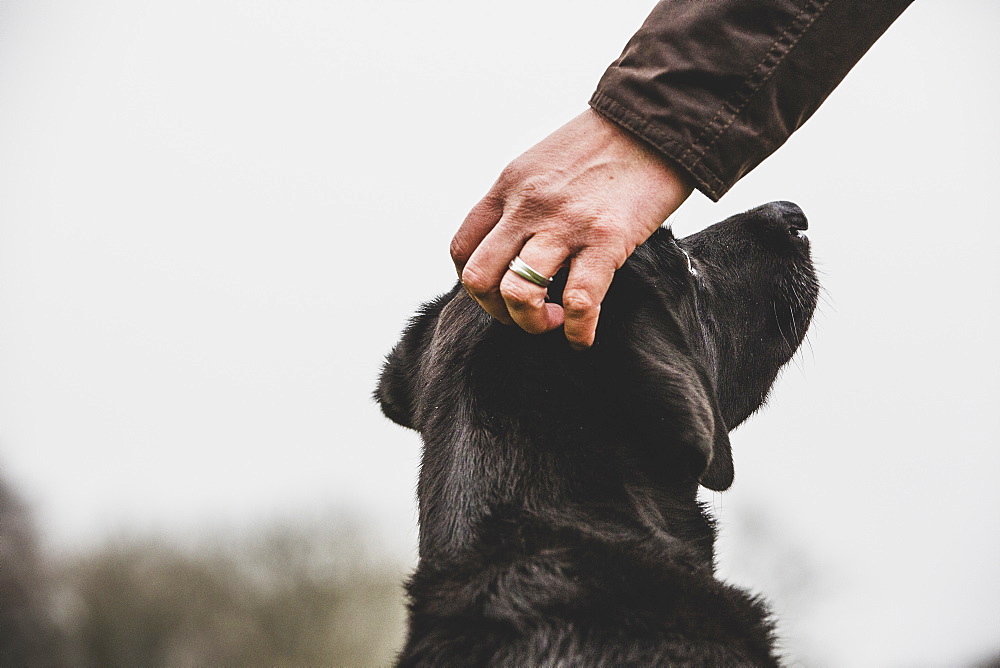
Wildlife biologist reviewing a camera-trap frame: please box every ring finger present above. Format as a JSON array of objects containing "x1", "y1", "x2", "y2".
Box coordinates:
[{"x1": 499, "y1": 236, "x2": 569, "y2": 335}]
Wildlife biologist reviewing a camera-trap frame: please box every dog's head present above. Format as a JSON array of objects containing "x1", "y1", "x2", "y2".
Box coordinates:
[{"x1": 377, "y1": 201, "x2": 818, "y2": 494}]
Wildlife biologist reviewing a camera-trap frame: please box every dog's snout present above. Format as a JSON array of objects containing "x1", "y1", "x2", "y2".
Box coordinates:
[
  {"x1": 747, "y1": 201, "x2": 808, "y2": 243},
  {"x1": 766, "y1": 200, "x2": 808, "y2": 233}
]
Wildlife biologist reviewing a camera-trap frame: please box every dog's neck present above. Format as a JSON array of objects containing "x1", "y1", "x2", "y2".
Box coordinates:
[{"x1": 414, "y1": 412, "x2": 718, "y2": 573}]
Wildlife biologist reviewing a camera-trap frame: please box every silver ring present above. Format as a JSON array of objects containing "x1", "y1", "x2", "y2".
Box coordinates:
[{"x1": 508, "y1": 256, "x2": 553, "y2": 287}]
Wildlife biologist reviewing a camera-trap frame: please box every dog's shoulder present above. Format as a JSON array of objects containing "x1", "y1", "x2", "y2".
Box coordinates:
[{"x1": 399, "y1": 518, "x2": 777, "y2": 667}]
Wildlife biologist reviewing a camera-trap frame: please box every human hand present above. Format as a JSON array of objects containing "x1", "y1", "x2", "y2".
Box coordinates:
[{"x1": 450, "y1": 109, "x2": 693, "y2": 350}]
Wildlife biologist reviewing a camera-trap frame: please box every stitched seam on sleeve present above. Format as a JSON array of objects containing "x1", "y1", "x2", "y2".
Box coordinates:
[{"x1": 678, "y1": 0, "x2": 833, "y2": 171}]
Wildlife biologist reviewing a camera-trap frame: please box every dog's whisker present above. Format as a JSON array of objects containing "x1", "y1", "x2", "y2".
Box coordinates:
[
  {"x1": 788, "y1": 304, "x2": 799, "y2": 342},
  {"x1": 803, "y1": 331, "x2": 817, "y2": 365},
  {"x1": 772, "y1": 300, "x2": 795, "y2": 355},
  {"x1": 817, "y1": 284, "x2": 836, "y2": 312}
]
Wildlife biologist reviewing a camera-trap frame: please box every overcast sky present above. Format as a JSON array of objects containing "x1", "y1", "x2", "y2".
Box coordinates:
[{"x1": 1, "y1": 2, "x2": 998, "y2": 665}]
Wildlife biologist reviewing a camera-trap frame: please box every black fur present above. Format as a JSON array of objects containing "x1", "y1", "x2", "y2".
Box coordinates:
[{"x1": 377, "y1": 201, "x2": 819, "y2": 666}]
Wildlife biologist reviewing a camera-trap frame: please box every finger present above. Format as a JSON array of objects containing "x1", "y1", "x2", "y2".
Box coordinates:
[
  {"x1": 561, "y1": 252, "x2": 618, "y2": 350},
  {"x1": 450, "y1": 194, "x2": 503, "y2": 276},
  {"x1": 500, "y1": 237, "x2": 568, "y2": 335},
  {"x1": 460, "y1": 216, "x2": 529, "y2": 325}
]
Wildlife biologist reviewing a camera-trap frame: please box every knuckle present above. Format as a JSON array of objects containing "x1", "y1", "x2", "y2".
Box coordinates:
[
  {"x1": 497, "y1": 161, "x2": 524, "y2": 189},
  {"x1": 580, "y1": 217, "x2": 621, "y2": 244},
  {"x1": 572, "y1": 240, "x2": 630, "y2": 276},
  {"x1": 461, "y1": 264, "x2": 492, "y2": 296},
  {"x1": 515, "y1": 176, "x2": 560, "y2": 211},
  {"x1": 561, "y1": 288, "x2": 598, "y2": 316},
  {"x1": 499, "y1": 275, "x2": 537, "y2": 308},
  {"x1": 519, "y1": 173, "x2": 548, "y2": 193},
  {"x1": 449, "y1": 234, "x2": 472, "y2": 266}
]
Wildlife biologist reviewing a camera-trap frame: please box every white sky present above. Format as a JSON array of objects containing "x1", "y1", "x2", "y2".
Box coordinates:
[{"x1": 0, "y1": 2, "x2": 997, "y2": 665}]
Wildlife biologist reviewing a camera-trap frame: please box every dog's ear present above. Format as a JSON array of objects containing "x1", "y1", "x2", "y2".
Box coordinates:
[
  {"x1": 375, "y1": 285, "x2": 460, "y2": 430},
  {"x1": 625, "y1": 308, "x2": 734, "y2": 491},
  {"x1": 694, "y1": 388, "x2": 735, "y2": 492}
]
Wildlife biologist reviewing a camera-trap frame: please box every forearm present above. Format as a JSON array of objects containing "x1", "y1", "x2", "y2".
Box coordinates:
[{"x1": 590, "y1": 0, "x2": 913, "y2": 201}]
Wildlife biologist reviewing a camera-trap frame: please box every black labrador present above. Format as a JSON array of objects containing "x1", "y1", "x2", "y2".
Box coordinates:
[{"x1": 377, "y1": 201, "x2": 818, "y2": 666}]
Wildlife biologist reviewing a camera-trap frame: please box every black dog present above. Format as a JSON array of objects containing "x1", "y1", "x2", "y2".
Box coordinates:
[{"x1": 377, "y1": 201, "x2": 818, "y2": 666}]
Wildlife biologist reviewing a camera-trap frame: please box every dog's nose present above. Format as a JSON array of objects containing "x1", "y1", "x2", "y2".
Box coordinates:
[{"x1": 766, "y1": 200, "x2": 808, "y2": 233}]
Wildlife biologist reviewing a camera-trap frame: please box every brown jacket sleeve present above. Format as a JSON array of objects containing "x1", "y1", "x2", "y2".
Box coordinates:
[{"x1": 590, "y1": 0, "x2": 913, "y2": 201}]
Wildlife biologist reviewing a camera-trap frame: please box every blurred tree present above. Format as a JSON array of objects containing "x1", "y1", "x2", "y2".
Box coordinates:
[
  {"x1": 53, "y1": 520, "x2": 407, "y2": 666},
  {"x1": 0, "y1": 471, "x2": 62, "y2": 664},
  {"x1": 975, "y1": 652, "x2": 1000, "y2": 668}
]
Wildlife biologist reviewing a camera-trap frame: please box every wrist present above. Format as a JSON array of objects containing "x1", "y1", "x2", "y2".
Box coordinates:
[{"x1": 585, "y1": 107, "x2": 694, "y2": 202}]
